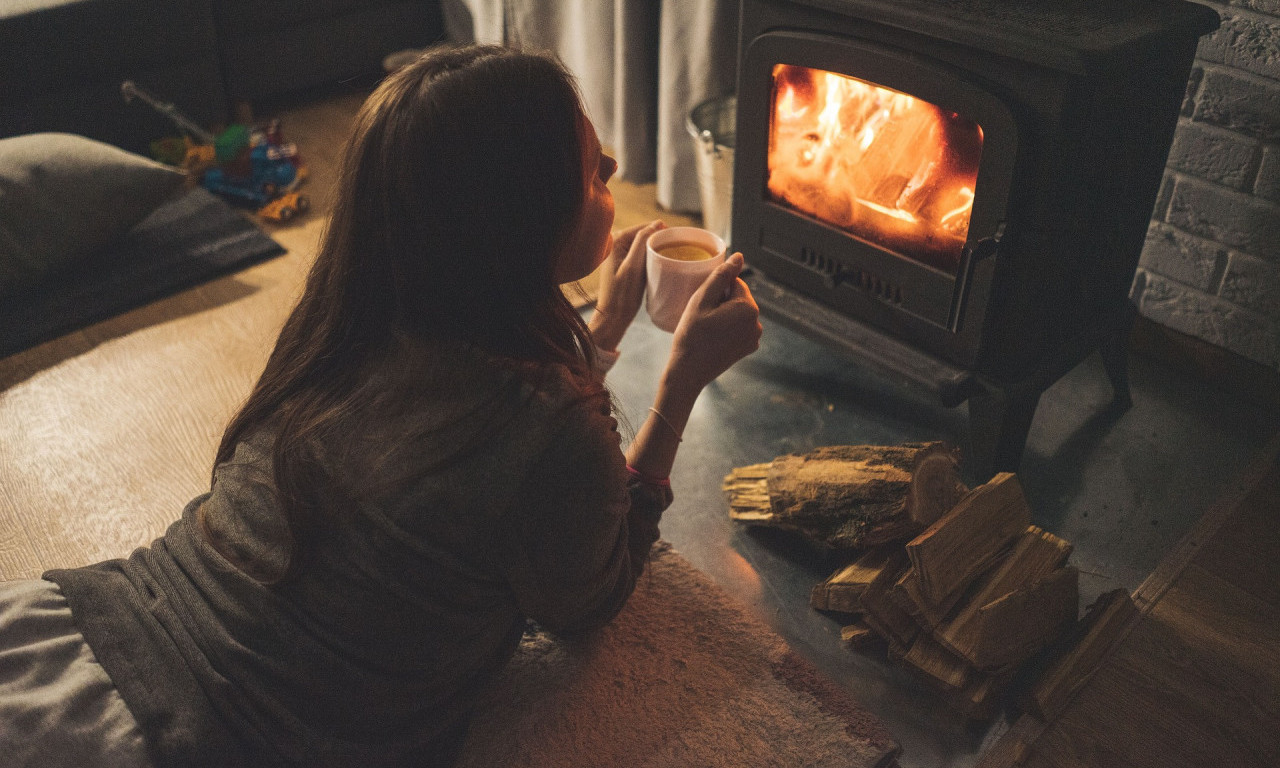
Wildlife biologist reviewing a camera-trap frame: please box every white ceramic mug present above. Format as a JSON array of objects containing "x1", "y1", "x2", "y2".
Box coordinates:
[{"x1": 644, "y1": 226, "x2": 726, "y2": 333}]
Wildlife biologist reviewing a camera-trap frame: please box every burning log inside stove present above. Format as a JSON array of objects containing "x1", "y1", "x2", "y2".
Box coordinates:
[
  {"x1": 726, "y1": 453, "x2": 1082, "y2": 720},
  {"x1": 766, "y1": 64, "x2": 983, "y2": 273}
]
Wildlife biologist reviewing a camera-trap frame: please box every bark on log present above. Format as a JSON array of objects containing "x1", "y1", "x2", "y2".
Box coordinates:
[
  {"x1": 771, "y1": 454, "x2": 1087, "y2": 721},
  {"x1": 724, "y1": 442, "x2": 966, "y2": 550}
]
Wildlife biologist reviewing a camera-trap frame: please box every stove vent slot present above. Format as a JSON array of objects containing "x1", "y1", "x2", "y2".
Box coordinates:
[
  {"x1": 850, "y1": 270, "x2": 903, "y2": 304},
  {"x1": 794, "y1": 245, "x2": 903, "y2": 304},
  {"x1": 800, "y1": 246, "x2": 839, "y2": 278},
  {"x1": 759, "y1": 229, "x2": 903, "y2": 304}
]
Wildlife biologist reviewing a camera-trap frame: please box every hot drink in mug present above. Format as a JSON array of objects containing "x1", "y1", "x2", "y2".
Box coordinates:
[{"x1": 645, "y1": 226, "x2": 726, "y2": 332}]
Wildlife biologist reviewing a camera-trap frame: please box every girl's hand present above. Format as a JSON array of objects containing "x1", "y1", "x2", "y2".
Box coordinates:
[
  {"x1": 589, "y1": 220, "x2": 664, "y2": 352},
  {"x1": 664, "y1": 253, "x2": 762, "y2": 395}
]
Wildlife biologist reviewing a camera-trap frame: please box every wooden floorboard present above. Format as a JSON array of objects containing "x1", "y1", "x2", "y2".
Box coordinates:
[
  {"x1": 980, "y1": 434, "x2": 1280, "y2": 768},
  {"x1": 1189, "y1": 468, "x2": 1280, "y2": 607},
  {"x1": 1023, "y1": 570, "x2": 1279, "y2": 768}
]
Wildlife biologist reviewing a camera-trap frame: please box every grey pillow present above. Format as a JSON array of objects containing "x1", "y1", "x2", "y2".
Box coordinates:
[{"x1": 0, "y1": 132, "x2": 186, "y2": 299}]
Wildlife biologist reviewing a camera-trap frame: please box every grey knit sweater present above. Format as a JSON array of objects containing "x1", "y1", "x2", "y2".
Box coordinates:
[{"x1": 45, "y1": 342, "x2": 671, "y2": 768}]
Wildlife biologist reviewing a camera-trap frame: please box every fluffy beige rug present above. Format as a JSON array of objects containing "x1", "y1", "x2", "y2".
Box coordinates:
[{"x1": 458, "y1": 542, "x2": 901, "y2": 768}]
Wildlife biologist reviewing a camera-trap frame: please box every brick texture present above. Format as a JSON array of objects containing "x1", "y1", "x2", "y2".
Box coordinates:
[
  {"x1": 1153, "y1": 173, "x2": 1177, "y2": 219},
  {"x1": 1194, "y1": 67, "x2": 1280, "y2": 141},
  {"x1": 1134, "y1": 270, "x2": 1280, "y2": 368},
  {"x1": 1140, "y1": 1, "x2": 1280, "y2": 370},
  {"x1": 1197, "y1": 10, "x2": 1280, "y2": 81},
  {"x1": 1257, "y1": 144, "x2": 1280, "y2": 201},
  {"x1": 1181, "y1": 65, "x2": 1205, "y2": 116},
  {"x1": 1231, "y1": 0, "x2": 1280, "y2": 17},
  {"x1": 1165, "y1": 119, "x2": 1261, "y2": 189},
  {"x1": 1221, "y1": 251, "x2": 1280, "y2": 318},
  {"x1": 1139, "y1": 222, "x2": 1227, "y2": 291},
  {"x1": 1165, "y1": 176, "x2": 1280, "y2": 261}
]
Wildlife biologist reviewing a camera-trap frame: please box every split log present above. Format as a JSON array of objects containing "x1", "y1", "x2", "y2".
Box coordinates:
[
  {"x1": 724, "y1": 442, "x2": 966, "y2": 550},
  {"x1": 722, "y1": 462, "x2": 771, "y2": 520},
  {"x1": 933, "y1": 525, "x2": 1074, "y2": 659},
  {"x1": 885, "y1": 568, "x2": 931, "y2": 629},
  {"x1": 785, "y1": 458, "x2": 1086, "y2": 722},
  {"x1": 858, "y1": 550, "x2": 919, "y2": 654},
  {"x1": 951, "y1": 667, "x2": 1018, "y2": 722},
  {"x1": 905, "y1": 472, "x2": 1031, "y2": 607},
  {"x1": 810, "y1": 546, "x2": 896, "y2": 614},
  {"x1": 1027, "y1": 588, "x2": 1137, "y2": 720},
  {"x1": 840, "y1": 621, "x2": 886, "y2": 653},
  {"x1": 957, "y1": 566, "x2": 1080, "y2": 670},
  {"x1": 887, "y1": 566, "x2": 964, "y2": 632},
  {"x1": 901, "y1": 633, "x2": 971, "y2": 692}
]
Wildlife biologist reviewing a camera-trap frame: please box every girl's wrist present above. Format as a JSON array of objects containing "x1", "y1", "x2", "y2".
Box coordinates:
[
  {"x1": 623, "y1": 366, "x2": 700, "y2": 481},
  {"x1": 659, "y1": 358, "x2": 708, "y2": 404},
  {"x1": 588, "y1": 308, "x2": 627, "y2": 352},
  {"x1": 654, "y1": 374, "x2": 702, "y2": 419}
]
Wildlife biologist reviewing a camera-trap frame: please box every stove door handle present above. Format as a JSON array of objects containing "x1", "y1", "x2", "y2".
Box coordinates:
[{"x1": 967, "y1": 221, "x2": 1005, "y2": 263}]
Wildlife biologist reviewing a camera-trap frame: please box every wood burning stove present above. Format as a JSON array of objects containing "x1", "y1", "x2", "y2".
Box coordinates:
[{"x1": 732, "y1": 0, "x2": 1219, "y2": 479}]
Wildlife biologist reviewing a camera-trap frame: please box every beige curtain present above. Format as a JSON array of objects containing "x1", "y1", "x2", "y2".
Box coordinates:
[{"x1": 441, "y1": 0, "x2": 738, "y2": 214}]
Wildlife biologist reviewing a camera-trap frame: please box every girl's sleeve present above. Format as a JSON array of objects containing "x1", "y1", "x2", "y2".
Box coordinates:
[{"x1": 496, "y1": 397, "x2": 673, "y2": 634}]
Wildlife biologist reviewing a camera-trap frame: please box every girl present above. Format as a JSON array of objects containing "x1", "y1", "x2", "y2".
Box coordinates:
[{"x1": 0, "y1": 45, "x2": 761, "y2": 767}]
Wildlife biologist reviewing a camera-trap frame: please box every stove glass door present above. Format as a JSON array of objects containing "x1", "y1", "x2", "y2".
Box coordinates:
[{"x1": 767, "y1": 64, "x2": 984, "y2": 275}]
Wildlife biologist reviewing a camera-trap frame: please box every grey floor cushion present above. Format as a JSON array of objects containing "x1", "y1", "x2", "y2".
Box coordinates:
[{"x1": 0, "y1": 132, "x2": 187, "y2": 300}]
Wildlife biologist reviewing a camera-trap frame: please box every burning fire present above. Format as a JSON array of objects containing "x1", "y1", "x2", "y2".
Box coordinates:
[{"x1": 767, "y1": 64, "x2": 984, "y2": 273}]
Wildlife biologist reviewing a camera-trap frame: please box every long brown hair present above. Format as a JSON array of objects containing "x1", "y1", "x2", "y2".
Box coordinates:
[{"x1": 213, "y1": 46, "x2": 601, "y2": 577}]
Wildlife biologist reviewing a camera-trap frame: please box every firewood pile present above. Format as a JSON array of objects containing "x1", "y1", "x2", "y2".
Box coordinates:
[{"x1": 724, "y1": 442, "x2": 1082, "y2": 720}]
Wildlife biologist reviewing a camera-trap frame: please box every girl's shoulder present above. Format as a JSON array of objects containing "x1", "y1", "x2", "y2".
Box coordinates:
[
  {"x1": 380, "y1": 341, "x2": 617, "y2": 489},
  {"x1": 379, "y1": 335, "x2": 609, "y2": 433},
  {"x1": 417, "y1": 335, "x2": 607, "y2": 415}
]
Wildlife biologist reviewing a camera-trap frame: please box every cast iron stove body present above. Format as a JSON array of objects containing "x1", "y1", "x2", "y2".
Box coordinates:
[{"x1": 732, "y1": 0, "x2": 1219, "y2": 479}]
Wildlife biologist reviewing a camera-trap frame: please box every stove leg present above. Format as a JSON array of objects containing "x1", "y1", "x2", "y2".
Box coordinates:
[
  {"x1": 966, "y1": 382, "x2": 1043, "y2": 482},
  {"x1": 1100, "y1": 312, "x2": 1135, "y2": 411}
]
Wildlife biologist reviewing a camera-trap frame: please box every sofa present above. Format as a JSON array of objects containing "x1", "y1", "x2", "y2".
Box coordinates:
[
  {"x1": 215, "y1": 0, "x2": 444, "y2": 105},
  {"x1": 0, "y1": 0, "x2": 445, "y2": 156}
]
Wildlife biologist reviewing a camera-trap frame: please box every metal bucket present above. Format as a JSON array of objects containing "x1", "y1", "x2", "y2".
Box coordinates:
[{"x1": 686, "y1": 94, "x2": 736, "y2": 244}]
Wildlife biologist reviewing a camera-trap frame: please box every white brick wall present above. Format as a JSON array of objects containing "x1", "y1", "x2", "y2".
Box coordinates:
[{"x1": 1132, "y1": 0, "x2": 1280, "y2": 370}]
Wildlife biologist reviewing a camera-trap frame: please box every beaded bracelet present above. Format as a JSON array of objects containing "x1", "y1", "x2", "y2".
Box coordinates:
[{"x1": 626, "y1": 464, "x2": 671, "y2": 487}]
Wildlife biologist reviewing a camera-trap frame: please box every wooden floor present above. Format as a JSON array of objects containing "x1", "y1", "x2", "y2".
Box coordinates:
[
  {"x1": 0, "y1": 88, "x2": 695, "y2": 580},
  {"x1": 980, "y1": 434, "x2": 1280, "y2": 768}
]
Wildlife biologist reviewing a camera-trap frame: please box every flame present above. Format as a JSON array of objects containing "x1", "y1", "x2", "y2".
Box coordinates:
[
  {"x1": 857, "y1": 199, "x2": 918, "y2": 222},
  {"x1": 767, "y1": 64, "x2": 984, "y2": 273},
  {"x1": 777, "y1": 85, "x2": 808, "y2": 120},
  {"x1": 939, "y1": 187, "x2": 976, "y2": 227}
]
